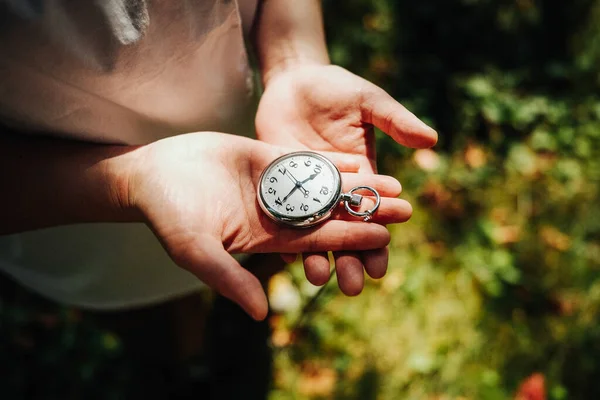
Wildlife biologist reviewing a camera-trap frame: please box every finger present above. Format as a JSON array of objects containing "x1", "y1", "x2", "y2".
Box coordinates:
[
  {"x1": 280, "y1": 253, "x2": 298, "y2": 264},
  {"x1": 361, "y1": 246, "x2": 389, "y2": 279},
  {"x1": 320, "y1": 150, "x2": 361, "y2": 172},
  {"x1": 258, "y1": 220, "x2": 390, "y2": 254},
  {"x1": 332, "y1": 197, "x2": 413, "y2": 224},
  {"x1": 360, "y1": 87, "x2": 438, "y2": 149},
  {"x1": 334, "y1": 251, "x2": 364, "y2": 296},
  {"x1": 358, "y1": 154, "x2": 376, "y2": 175},
  {"x1": 303, "y1": 252, "x2": 331, "y2": 286},
  {"x1": 341, "y1": 173, "x2": 402, "y2": 197},
  {"x1": 173, "y1": 235, "x2": 268, "y2": 321}
]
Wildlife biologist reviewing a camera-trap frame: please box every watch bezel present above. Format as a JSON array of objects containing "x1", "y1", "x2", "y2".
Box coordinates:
[{"x1": 257, "y1": 151, "x2": 342, "y2": 228}]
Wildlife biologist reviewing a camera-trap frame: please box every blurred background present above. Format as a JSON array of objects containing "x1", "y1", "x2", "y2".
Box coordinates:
[
  {"x1": 2, "y1": 0, "x2": 600, "y2": 399},
  {"x1": 270, "y1": 0, "x2": 600, "y2": 398}
]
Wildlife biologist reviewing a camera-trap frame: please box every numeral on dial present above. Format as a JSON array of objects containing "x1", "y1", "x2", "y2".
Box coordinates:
[
  {"x1": 300, "y1": 203, "x2": 309, "y2": 212},
  {"x1": 286, "y1": 204, "x2": 295, "y2": 212},
  {"x1": 269, "y1": 177, "x2": 277, "y2": 183},
  {"x1": 314, "y1": 164, "x2": 322, "y2": 174},
  {"x1": 304, "y1": 159, "x2": 312, "y2": 167},
  {"x1": 268, "y1": 188, "x2": 276, "y2": 195},
  {"x1": 275, "y1": 197, "x2": 283, "y2": 206},
  {"x1": 289, "y1": 160, "x2": 298, "y2": 168},
  {"x1": 278, "y1": 166, "x2": 287, "y2": 175},
  {"x1": 320, "y1": 186, "x2": 329, "y2": 195}
]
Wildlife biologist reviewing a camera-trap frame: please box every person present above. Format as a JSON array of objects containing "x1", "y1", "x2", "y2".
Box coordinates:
[{"x1": 0, "y1": 0, "x2": 437, "y2": 397}]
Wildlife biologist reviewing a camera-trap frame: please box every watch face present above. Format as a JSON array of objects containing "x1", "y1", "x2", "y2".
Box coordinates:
[{"x1": 258, "y1": 151, "x2": 342, "y2": 227}]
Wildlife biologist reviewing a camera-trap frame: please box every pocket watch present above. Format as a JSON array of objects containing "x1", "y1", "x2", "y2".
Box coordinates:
[{"x1": 257, "y1": 151, "x2": 381, "y2": 227}]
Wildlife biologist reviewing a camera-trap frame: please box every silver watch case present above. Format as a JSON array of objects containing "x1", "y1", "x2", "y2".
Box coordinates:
[{"x1": 257, "y1": 151, "x2": 343, "y2": 228}]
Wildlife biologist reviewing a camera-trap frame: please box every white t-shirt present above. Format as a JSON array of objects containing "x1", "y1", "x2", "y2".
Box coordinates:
[{"x1": 0, "y1": 0, "x2": 259, "y2": 309}]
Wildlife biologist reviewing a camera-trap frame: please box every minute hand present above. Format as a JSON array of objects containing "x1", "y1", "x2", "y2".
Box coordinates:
[
  {"x1": 282, "y1": 186, "x2": 299, "y2": 203},
  {"x1": 284, "y1": 170, "x2": 308, "y2": 195}
]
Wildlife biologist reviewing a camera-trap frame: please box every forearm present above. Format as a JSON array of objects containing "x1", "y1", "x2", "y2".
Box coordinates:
[
  {"x1": 0, "y1": 132, "x2": 140, "y2": 235},
  {"x1": 253, "y1": 0, "x2": 330, "y2": 85}
]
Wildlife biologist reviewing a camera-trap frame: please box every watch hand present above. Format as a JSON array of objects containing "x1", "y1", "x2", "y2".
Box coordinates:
[
  {"x1": 285, "y1": 170, "x2": 309, "y2": 195},
  {"x1": 286, "y1": 170, "x2": 301, "y2": 184},
  {"x1": 301, "y1": 173, "x2": 319, "y2": 185},
  {"x1": 284, "y1": 170, "x2": 300, "y2": 185},
  {"x1": 282, "y1": 186, "x2": 299, "y2": 203}
]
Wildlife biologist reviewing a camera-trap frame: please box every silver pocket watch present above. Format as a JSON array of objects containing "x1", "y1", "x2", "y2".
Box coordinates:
[{"x1": 257, "y1": 151, "x2": 381, "y2": 227}]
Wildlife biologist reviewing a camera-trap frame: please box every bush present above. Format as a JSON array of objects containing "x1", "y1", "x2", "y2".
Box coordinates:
[{"x1": 269, "y1": 1, "x2": 600, "y2": 399}]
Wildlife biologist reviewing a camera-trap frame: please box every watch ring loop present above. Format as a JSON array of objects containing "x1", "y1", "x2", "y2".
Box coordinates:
[{"x1": 343, "y1": 186, "x2": 381, "y2": 222}]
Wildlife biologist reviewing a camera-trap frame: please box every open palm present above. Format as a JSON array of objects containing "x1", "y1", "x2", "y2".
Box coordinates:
[
  {"x1": 256, "y1": 65, "x2": 438, "y2": 294},
  {"x1": 129, "y1": 132, "x2": 412, "y2": 319}
]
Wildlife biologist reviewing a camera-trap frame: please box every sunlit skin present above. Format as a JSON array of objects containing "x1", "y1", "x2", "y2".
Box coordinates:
[
  {"x1": 0, "y1": 1, "x2": 439, "y2": 324},
  {"x1": 256, "y1": 64, "x2": 438, "y2": 295},
  {"x1": 127, "y1": 132, "x2": 413, "y2": 320}
]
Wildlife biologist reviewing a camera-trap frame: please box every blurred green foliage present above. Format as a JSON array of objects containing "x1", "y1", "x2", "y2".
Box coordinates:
[{"x1": 269, "y1": 0, "x2": 600, "y2": 399}]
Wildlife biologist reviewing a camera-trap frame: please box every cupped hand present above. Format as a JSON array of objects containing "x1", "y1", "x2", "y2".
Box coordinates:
[
  {"x1": 126, "y1": 132, "x2": 412, "y2": 320},
  {"x1": 256, "y1": 64, "x2": 438, "y2": 294}
]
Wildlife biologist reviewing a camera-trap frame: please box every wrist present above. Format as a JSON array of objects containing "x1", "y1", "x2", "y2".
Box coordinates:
[
  {"x1": 261, "y1": 52, "x2": 329, "y2": 87},
  {"x1": 253, "y1": 0, "x2": 330, "y2": 87},
  {"x1": 0, "y1": 133, "x2": 146, "y2": 234},
  {"x1": 102, "y1": 145, "x2": 146, "y2": 224}
]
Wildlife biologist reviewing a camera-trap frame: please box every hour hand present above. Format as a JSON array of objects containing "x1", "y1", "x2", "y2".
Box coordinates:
[
  {"x1": 285, "y1": 170, "x2": 309, "y2": 196},
  {"x1": 301, "y1": 173, "x2": 319, "y2": 185}
]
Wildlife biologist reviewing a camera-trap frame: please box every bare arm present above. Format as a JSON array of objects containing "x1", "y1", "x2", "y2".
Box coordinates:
[
  {"x1": 0, "y1": 130, "x2": 407, "y2": 318},
  {"x1": 0, "y1": 132, "x2": 138, "y2": 235},
  {"x1": 252, "y1": 0, "x2": 438, "y2": 296},
  {"x1": 253, "y1": 0, "x2": 330, "y2": 85}
]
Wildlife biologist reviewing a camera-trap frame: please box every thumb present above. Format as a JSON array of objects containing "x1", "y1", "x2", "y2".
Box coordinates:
[
  {"x1": 361, "y1": 87, "x2": 438, "y2": 149},
  {"x1": 172, "y1": 234, "x2": 269, "y2": 321}
]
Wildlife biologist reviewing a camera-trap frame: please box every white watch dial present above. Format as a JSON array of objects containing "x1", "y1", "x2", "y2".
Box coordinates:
[{"x1": 258, "y1": 152, "x2": 342, "y2": 225}]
